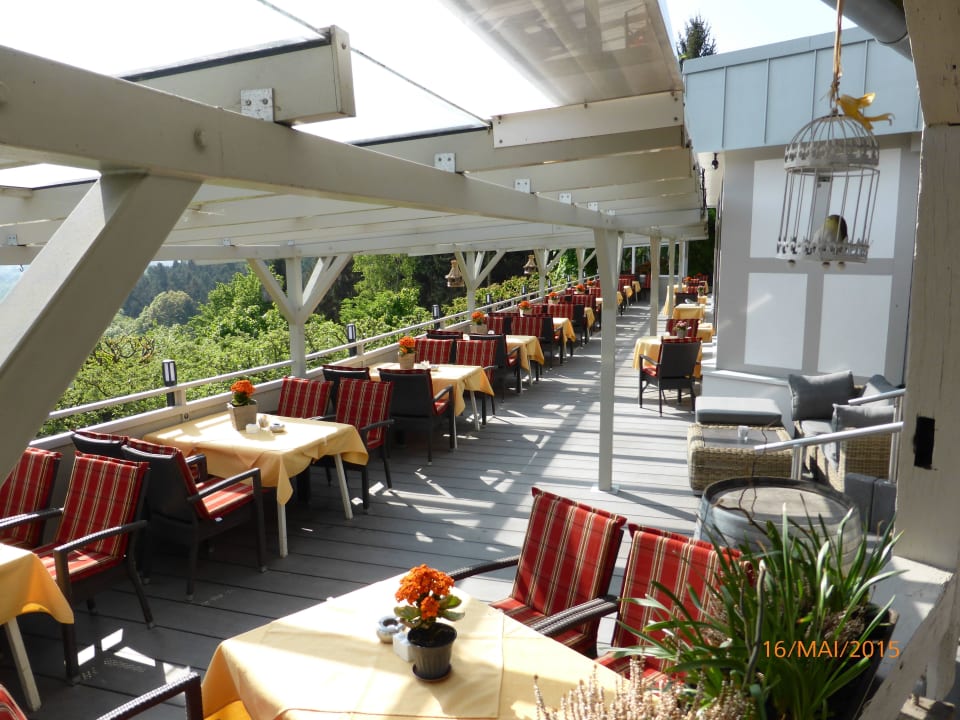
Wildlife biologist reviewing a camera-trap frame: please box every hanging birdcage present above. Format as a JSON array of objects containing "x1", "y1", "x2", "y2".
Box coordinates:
[
  {"x1": 444, "y1": 258, "x2": 465, "y2": 288},
  {"x1": 776, "y1": 112, "x2": 880, "y2": 264}
]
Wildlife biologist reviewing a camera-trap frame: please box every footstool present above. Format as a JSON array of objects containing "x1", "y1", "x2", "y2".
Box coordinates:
[
  {"x1": 694, "y1": 396, "x2": 783, "y2": 426},
  {"x1": 686, "y1": 423, "x2": 793, "y2": 495}
]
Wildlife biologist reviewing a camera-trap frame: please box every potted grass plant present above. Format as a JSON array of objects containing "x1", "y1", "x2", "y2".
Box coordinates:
[{"x1": 625, "y1": 511, "x2": 901, "y2": 720}]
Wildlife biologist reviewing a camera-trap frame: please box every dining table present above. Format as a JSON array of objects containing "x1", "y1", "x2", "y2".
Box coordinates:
[
  {"x1": 368, "y1": 362, "x2": 495, "y2": 431},
  {"x1": 632, "y1": 335, "x2": 703, "y2": 378},
  {"x1": 672, "y1": 303, "x2": 706, "y2": 321},
  {"x1": 506, "y1": 334, "x2": 544, "y2": 375},
  {"x1": 553, "y1": 317, "x2": 577, "y2": 346},
  {"x1": 201, "y1": 576, "x2": 622, "y2": 720},
  {"x1": 0, "y1": 543, "x2": 75, "y2": 711},
  {"x1": 144, "y1": 412, "x2": 368, "y2": 556}
]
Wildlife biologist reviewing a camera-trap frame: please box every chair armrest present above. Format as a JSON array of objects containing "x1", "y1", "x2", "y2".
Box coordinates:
[
  {"x1": 356, "y1": 418, "x2": 394, "y2": 449},
  {"x1": 447, "y1": 554, "x2": 520, "y2": 581},
  {"x1": 53, "y1": 519, "x2": 148, "y2": 556},
  {"x1": 317, "y1": 413, "x2": 336, "y2": 421},
  {"x1": 433, "y1": 384, "x2": 454, "y2": 403},
  {"x1": 185, "y1": 453, "x2": 208, "y2": 482},
  {"x1": 506, "y1": 346, "x2": 520, "y2": 359},
  {"x1": 638, "y1": 354, "x2": 661, "y2": 368},
  {"x1": 187, "y1": 467, "x2": 263, "y2": 505},
  {"x1": 95, "y1": 671, "x2": 203, "y2": 720},
  {"x1": 531, "y1": 596, "x2": 618, "y2": 636},
  {"x1": 0, "y1": 507, "x2": 63, "y2": 531}
]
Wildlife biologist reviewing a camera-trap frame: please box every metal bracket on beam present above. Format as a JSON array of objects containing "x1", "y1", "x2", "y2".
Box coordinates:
[
  {"x1": 587, "y1": 201, "x2": 600, "y2": 211},
  {"x1": 558, "y1": 192, "x2": 573, "y2": 204},
  {"x1": 6, "y1": 233, "x2": 20, "y2": 246},
  {"x1": 434, "y1": 153, "x2": 456, "y2": 172},
  {"x1": 514, "y1": 178, "x2": 531, "y2": 193},
  {"x1": 240, "y1": 88, "x2": 275, "y2": 121}
]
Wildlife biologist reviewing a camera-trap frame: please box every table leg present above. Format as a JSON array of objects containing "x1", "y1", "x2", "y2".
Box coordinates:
[
  {"x1": 334, "y1": 454, "x2": 354, "y2": 519},
  {"x1": 276, "y1": 503, "x2": 288, "y2": 558},
  {"x1": 469, "y1": 392, "x2": 480, "y2": 431},
  {"x1": 4, "y1": 619, "x2": 41, "y2": 711}
]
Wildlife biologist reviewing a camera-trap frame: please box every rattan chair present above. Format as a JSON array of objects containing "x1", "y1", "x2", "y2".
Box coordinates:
[
  {"x1": 0, "y1": 447, "x2": 61, "y2": 548},
  {"x1": 447, "y1": 487, "x2": 626, "y2": 657},
  {"x1": 378, "y1": 368, "x2": 455, "y2": 464},
  {"x1": 275, "y1": 376, "x2": 332, "y2": 419},
  {"x1": 70, "y1": 429, "x2": 129, "y2": 459},
  {"x1": 454, "y1": 339, "x2": 497, "y2": 425},
  {"x1": 537, "y1": 524, "x2": 736, "y2": 671},
  {"x1": 638, "y1": 339, "x2": 701, "y2": 415},
  {"x1": 122, "y1": 439, "x2": 266, "y2": 599},
  {"x1": 321, "y1": 365, "x2": 371, "y2": 413}
]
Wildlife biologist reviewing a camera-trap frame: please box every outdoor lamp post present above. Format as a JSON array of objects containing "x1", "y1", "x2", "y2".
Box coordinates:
[
  {"x1": 162, "y1": 359, "x2": 178, "y2": 407},
  {"x1": 431, "y1": 304, "x2": 442, "y2": 329},
  {"x1": 346, "y1": 323, "x2": 358, "y2": 357}
]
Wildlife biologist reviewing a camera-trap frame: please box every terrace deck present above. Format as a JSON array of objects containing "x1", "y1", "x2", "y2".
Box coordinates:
[{"x1": 1, "y1": 300, "x2": 713, "y2": 719}]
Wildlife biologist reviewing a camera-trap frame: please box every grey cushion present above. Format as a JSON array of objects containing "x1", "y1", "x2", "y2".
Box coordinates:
[
  {"x1": 831, "y1": 403, "x2": 896, "y2": 432},
  {"x1": 797, "y1": 419, "x2": 833, "y2": 437},
  {"x1": 694, "y1": 396, "x2": 783, "y2": 425},
  {"x1": 788, "y1": 371, "x2": 855, "y2": 421},
  {"x1": 862, "y1": 374, "x2": 897, "y2": 404}
]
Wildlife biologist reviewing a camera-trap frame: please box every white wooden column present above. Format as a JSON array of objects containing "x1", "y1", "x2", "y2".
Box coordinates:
[
  {"x1": 666, "y1": 237, "x2": 677, "y2": 317},
  {"x1": 861, "y1": 3, "x2": 960, "y2": 714},
  {"x1": 594, "y1": 228, "x2": 620, "y2": 492},
  {"x1": 0, "y1": 173, "x2": 199, "y2": 477},
  {"x1": 456, "y1": 249, "x2": 505, "y2": 313},
  {"x1": 648, "y1": 233, "x2": 661, "y2": 335},
  {"x1": 252, "y1": 254, "x2": 353, "y2": 378}
]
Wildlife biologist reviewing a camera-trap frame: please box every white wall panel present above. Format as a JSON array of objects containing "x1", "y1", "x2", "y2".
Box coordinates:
[
  {"x1": 818, "y1": 274, "x2": 891, "y2": 375},
  {"x1": 750, "y1": 158, "x2": 785, "y2": 258},
  {"x1": 869, "y1": 149, "x2": 902, "y2": 259},
  {"x1": 745, "y1": 273, "x2": 806, "y2": 367}
]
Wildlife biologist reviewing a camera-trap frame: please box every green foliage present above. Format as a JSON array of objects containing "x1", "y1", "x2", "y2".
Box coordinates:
[
  {"x1": 676, "y1": 14, "x2": 717, "y2": 67},
  {"x1": 352, "y1": 255, "x2": 419, "y2": 294},
  {"x1": 621, "y1": 512, "x2": 901, "y2": 720},
  {"x1": 122, "y1": 260, "x2": 245, "y2": 318},
  {"x1": 136, "y1": 290, "x2": 196, "y2": 331},
  {"x1": 188, "y1": 269, "x2": 281, "y2": 340}
]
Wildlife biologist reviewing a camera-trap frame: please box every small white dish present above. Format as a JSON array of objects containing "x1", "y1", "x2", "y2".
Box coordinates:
[{"x1": 270, "y1": 422, "x2": 286, "y2": 433}]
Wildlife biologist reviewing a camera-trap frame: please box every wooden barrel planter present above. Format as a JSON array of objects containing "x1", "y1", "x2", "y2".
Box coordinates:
[{"x1": 694, "y1": 477, "x2": 863, "y2": 567}]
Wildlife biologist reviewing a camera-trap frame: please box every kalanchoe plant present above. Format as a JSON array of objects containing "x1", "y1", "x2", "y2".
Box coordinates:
[
  {"x1": 398, "y1": 335, "x2": 417, "y2": 355},
  {"x1": 394, "y1": 565, "x2": 464, "y2": 638},
  {"x1": 471, "y1": 311, "x2": 486, "y2": 325},
  {"x1": 230, "y1": 379, "x2": 256, "y2": 406},
  {"x1": 621, "y1": 510, "x2": 901, "y2": 720}
]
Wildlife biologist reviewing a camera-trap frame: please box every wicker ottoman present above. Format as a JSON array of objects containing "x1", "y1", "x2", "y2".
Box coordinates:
[{"x1": 686, "y1": 423, "x2": 793, "y2": 495}]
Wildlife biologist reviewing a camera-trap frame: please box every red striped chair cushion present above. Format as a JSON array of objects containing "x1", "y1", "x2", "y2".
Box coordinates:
[
  {"x1": 276, "y1": 376, "x2": 331, "y2": 419},
  {"x1": 494, "y1": 488, "x2": 626, "y2": 655},
  {"x1": 0, "y1": 684, "x2": 28, "y2": 720},
  {"x1": 414, "y1": 338, "x2": 454, "y2": 366},
  {"x1": 603, "y1": 524, "x2": 735, "y2": 675},
  {"x1": 35, "y1": 452, "x2": 147, "y2": 581},
  {"x1": 510, "y1": 316, "x2": 540, "y2": 337},
  {"x1": 336, "y1": 379, "x2": 393, "y2": 450},
  {"x1": 0, "y1": 447, "x2": 61, "y2": 548},
  {"x1": 455, "y1": 340, "x2": 496, "y2": 383},
  {"x1": 124, "y1": 439, "x2": 253, "y2": 520}
]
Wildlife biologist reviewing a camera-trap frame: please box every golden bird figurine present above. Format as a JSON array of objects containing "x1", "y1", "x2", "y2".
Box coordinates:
[{"x1": 836, "y1": 93, "x2": 895, "y2": 131}]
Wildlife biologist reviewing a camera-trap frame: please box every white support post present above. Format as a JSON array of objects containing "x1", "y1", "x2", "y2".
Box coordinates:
[
  {"x1": 593, "y1": 228, "x2": 620, "y2": 493},
  {"x1": 0, "y1": 173, "x2": 199, "y2": 476},
  {"x1": 456, "y1": 250, "x2": 479, "y2": 313},
  {"x1": 679, "y1": 240, "x2": 688, "y2": 280},
  {"x1": 666, "y1": 237, "x2": 676, "y2": 317},
  {"x1": 286, "y1": 260, "x2": 307, "y2": 378},
  {"x1": 648, "y1": 234, "x2": 661, "y2": 334}
]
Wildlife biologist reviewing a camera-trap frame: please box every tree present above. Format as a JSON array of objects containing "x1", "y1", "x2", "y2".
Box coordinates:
[
  {"x1": 136, "y1": 290, "x2": 196, "y2": 331},
  {"x1": 676, "y1": 14, "x2": 716, "y2": 68}
]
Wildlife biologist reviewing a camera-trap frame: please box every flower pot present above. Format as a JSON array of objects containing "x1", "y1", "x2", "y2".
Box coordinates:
[
  {"x1": 227, "y1": 400, "x2": 258, "y2": 431},
  {"x1": 407, "y1": 623, "x2": 457, "y2": 681},
  {"x1": 398, "y1": 351, "x2": 416, "y2": 370},
  {"x1": 676, "y1": 328, "x2": 688, "y2": 338},
  {"x1": 473, "y1": 324, "x2": 487, "y2": 335},
  {"x1": 828, "y1": 606, "x2": 899, "y2": 720}
]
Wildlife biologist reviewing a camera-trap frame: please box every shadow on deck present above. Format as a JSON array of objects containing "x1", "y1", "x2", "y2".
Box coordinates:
[{"x1": 2, "y1": 299, "x2": 712, "y2": 718}]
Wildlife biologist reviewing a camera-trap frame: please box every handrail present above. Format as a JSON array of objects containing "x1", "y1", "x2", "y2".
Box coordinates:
[
  {"x1": 848, "y1": 388, "x2": 905, "y2": 406},
  {"x1": 42, "y1": 289, "x2": 542, "y2": 429},
  {"x1": 752, "y1": 421, "x2": 904, "y2": 480}
]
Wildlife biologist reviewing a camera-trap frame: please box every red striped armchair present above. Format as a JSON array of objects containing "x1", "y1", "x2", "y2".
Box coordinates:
[
  {"x1": 448, "y1": 487, "x2": 627, "y2": 657},
  {"x1": 0, "y1": 447, "x2": 61, "y2": 548}
]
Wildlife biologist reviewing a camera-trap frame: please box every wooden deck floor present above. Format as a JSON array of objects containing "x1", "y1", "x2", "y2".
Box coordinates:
[{"x1": 2, "y1": 299, "x2": 713, "y2": 719}]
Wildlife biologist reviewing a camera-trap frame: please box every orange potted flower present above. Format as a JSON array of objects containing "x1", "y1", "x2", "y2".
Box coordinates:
[
  {"x1": 397, "y1": 335, "x2": 417, "y2": 368},
  {"x1": 227, "y1": 379, "x2": 258, "y2": 430},
  {"x1": 394, "y1": 564, "x2": 464, "y2": 680},
  {"x1": 471, "y1": 310, "x2": 487, "y2": 334},
  {"x1": 518, "y1": 300, "x2": 531, "y2": 315}
]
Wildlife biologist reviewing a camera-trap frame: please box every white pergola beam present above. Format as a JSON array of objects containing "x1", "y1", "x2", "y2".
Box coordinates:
[
  {"x1": 492, "y1": 93, "x2": 683, "y2": 147},
  {"x1": 0, "y1": 173, "x2": 199, "y2": 476},
  {"x1": 0, "y1": 45, "x2": 632, "y2": 235}
]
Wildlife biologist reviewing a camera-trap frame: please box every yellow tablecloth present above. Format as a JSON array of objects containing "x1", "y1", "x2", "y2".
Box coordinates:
[
  {"x1": 553, "y1": 317, "x2": 576, "y2": 345},
  {"x1": 672, "y1": 304, "x2": 706, "y2": 321},
  {"x1": 632, "y1": 280, "x2": 642, "y2": 294},
  {"x1": 584, "y1": 307, "x2": 596, "y2": 330},
  {"x1": 202, "y1": 578, "x2": 621, "y2": 720},
  {"x1": 0, "y1": 544, "x2": 73, "y2": 625},
  {"x1": 697, "y1": 323, "x2": 715, "y2": 342},
  {"x1": 632, "y1": 335, "x2": 702, "y2": 378},
  {"x1": 506, "y1": 335, "x2": 545, "y2": 371},
  {"x1": 144, "y1": 412, "x2": 367, "y2": 506},
  {"x1": 369, "y1": 363, "x2": 494, "y2": 416}
]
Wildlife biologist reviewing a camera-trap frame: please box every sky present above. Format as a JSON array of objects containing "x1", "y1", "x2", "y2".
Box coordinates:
[{"x1": 0, "y1": 0, "x2": 854, "y2": 186}]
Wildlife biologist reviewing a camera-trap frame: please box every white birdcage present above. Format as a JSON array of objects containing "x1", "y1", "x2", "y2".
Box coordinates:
[{"x1": 776, "y1": 111, "x2": 880, "y2": 264}]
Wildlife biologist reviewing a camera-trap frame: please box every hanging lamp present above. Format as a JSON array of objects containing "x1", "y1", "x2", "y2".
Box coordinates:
[
  {"x1": 776, "y1": 0, "x2": 892, "y2": 265},
  {"x1": 444, "y1": 258, "x2": 465, "y2": 288},
  {"x1": 522, "y1": 254, "x2": 538, "y2": 275}
]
